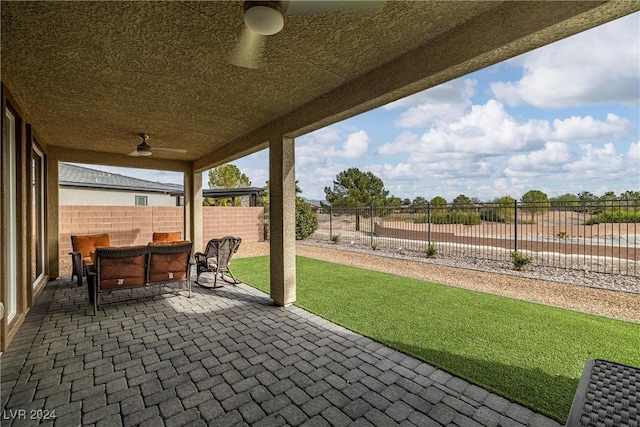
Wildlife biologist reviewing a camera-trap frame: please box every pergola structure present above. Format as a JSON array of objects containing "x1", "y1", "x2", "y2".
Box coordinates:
[{"x1": 1, "y1": 1, "x2": 638, "y2": 351}]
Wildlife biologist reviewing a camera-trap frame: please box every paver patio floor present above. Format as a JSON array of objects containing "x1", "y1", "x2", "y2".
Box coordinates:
[{"x1": 0, "y1": 277, "x2": 561, "y2": 427}]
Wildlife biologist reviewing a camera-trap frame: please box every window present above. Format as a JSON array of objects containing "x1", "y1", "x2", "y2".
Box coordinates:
[
  {"x1": 32, "y1": 144, "x2": 45, "y2": 286},
  {"x1": 4, "y1": 109, "x2": 18, "y2": 322},
  {"x1": 135, "y1": 195, "x2": 148, "y2": 206}
]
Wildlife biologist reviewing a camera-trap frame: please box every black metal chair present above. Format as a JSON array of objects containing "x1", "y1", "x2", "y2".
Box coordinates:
[{"x1": 194, "y1": 236, "x2": 242, "y2": 288}]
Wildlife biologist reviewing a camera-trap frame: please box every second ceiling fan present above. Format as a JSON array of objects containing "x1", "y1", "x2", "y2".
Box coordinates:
[{"x1": 128, "y1": 134, "x2": 187, "y2": 157}]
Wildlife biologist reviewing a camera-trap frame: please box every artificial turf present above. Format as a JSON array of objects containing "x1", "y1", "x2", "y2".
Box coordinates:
[{"x1": 232, "y1": 255, "x2": 640, "y2": 422}]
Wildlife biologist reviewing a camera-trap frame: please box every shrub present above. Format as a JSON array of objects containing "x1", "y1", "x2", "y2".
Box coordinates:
[
  {"x1": 426, "y1": 242, "x2": 437, "y2": 258},
  {"x1": 371, "y1": 240, "x2": 378, "y2": 250},
  {"x1": 584, "y1": 209, "x2": 640, "y2": 225},
  {"x1": 330, "y1": 234, "x2": 340, "y2": 244},
  {"x1": 295, "y1": 199, "x2": 318, "y2": 239},
  {"x1": 414, "y1": 210, "x2": 482, "y2": 225},
  {"x1": 557, "y1": 231, "x2": 570, "y2": 239},
  {"x1": 511, "y1": 251, "x2": 532, "y2": 270}
]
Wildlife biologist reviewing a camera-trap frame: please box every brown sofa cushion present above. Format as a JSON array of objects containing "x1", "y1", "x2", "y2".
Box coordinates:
[
  {"x1": 152, "y1": 232, "x2": 181, "y2": 242},
  {"x1": 97, "y1": 247, "x2": 147, "y2": 290},
  {"x1": 148, "y1": 251, "x2": 189, "y2": 282},
  {"x1": 72, "y1": 234, "x2": 111, "y2": 263}
]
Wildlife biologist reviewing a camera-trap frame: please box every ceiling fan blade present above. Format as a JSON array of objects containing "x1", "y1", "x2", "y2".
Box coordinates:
[
  {"x1": 283, "y1": 0, "x2": 384, "y2": 15},
  {"x1": 152, "y1": 147, "x2": 188, "y2": 153},
  {"x1": 230, "y1": 27, "x2": 267, "y2": 69}
]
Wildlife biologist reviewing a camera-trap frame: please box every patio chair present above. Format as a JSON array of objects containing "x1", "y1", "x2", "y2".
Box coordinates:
[
  {"x1": 70, "y1": 233, "x2": 111, "y2": 287},
  {"x1": 194, "y1": 236, "x2": 242, "y2": 288}
]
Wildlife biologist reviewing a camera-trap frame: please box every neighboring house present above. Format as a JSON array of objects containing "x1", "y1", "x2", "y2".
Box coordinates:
[{"x1": 59, "y1": 163, "x2": 182, "y2": 206}]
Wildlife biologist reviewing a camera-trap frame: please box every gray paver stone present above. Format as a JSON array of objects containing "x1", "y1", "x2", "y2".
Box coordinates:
[
  {"x1": 82, "y1": 403, "x2": 120, "y2": 425},
  {"x1": 321, "y1": 406, "x2": 352, "y2": 427},
  {"x1": 429, "y1": 402, "x2": 458, "y2": 425},
  {"x1": 386, "y1": 400, "x2": 414, "y2": 422},
  {"x1": 261, "y1": 394, "x2": 292, "y2": 415},
  {"x1": 473, "y1": 406, "x2": 501, "y2": 427},
  {"x1": 160, "y1": 397, "x2": 184, "y2": 418},
  {"x1": 221, "y1": 391, "x2": 253, "y2": 412},
  {"x1": 96, "y1": 413, "x2": 124, "y2": 427},
  {"x1": 120, "y1": 395, "x2": 144, "y2": 416},
  {"x1": 198, "y1": 399, "x2": 224, "y2": 421},
  {"x1": 444, "y1": 395, "x2": 477, "y2": 416},
  {"x1": 183, "y1": 390, "x2": 213, "y2": 409},
  {"x1": 365, "y1": 408, "x2": 398, "y2": 427},
  {"x1": 123, "y1": 406, "x2": 160, "y2": 427},
  {"x1": 343, "y1": 398, "x2": 372, "y2": 419},
  {"x1": 301, "y1": 415, "x2": 331, "y2": 427},
  {"x1": 302, "y1": 396, "x2": 331, "y2": 417},
  {"x1": 166, "y1": 408, "x2": 200, "y2": 427},
  {"x1": 83, "y1": 393, "x2": 107, "y2": 413},
  {"x1": 145, "y1": 388, "x2": 177, "y2": 406},
  {"x1": 484, "y1": 394, "x2": 510, "y2": 413},
  {"x1": 505, "y1": 403, "x2": 534, "y2": 424},
  {"x1": 409, "y1": 411, "x2": 442, "y2": 427},
  {"x1": 278, "y1": 404, "x2": 309, "y2": 426},
  {"x1": 430, "y1": 370, "x2": 452, "y2": 385}
]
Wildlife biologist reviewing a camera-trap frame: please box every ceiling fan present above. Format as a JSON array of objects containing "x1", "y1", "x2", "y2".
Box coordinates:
[
  {"x1": 128, "y1": 133, "x2": 187, "y2": 157},
  {"x1": 231, "y1": 0, "x2": 384, "y2": 69}
]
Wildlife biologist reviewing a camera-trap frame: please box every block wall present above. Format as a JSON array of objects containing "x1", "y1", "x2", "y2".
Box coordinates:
[{"x1": 59, "y1": 206, "x2": 264, "y2": 258}]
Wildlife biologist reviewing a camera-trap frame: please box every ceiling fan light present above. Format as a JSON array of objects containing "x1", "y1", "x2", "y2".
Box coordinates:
[
  {"x1": 244, "y1": 3, "x2": 284, "y2": 35},
  {"x1": 137, "y1": 149, "x2": 152, "y2": 157}
]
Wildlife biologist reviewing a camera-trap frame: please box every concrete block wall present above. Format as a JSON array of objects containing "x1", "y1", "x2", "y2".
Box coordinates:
[{"x1": 59, "y1": 206, "x2": 264, "y2": 258}]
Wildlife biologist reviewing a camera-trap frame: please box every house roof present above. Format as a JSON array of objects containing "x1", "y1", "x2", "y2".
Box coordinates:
[
  {"x1": 59, "y1": 163, "x2": 182, "y2": 194},
  {"x1": 3, "y1": 2, "x2": 637, "y2": 172}
]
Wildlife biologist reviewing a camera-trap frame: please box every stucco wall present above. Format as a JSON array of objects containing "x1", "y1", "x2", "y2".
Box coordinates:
[
  {"x1": 59, "y1": 206, "x2": 264, "y2": 258},
  {"x1": 59, "y1": 187, "x2": 178, "y2": 206}
]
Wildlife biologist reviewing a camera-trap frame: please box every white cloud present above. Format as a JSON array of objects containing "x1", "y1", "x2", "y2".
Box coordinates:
[
  {"x1": 326, "y1": 130, "x2": 371, "y2": 159},
  {"x1": 384, "y1": 78, "x2": 477, "y2": 127},
  {"x1": 491, "y1": 13, "x2": 640, "y2": 108},
  {"x1": 552, "y1": 114, "x2": 635, "y2": 142},
  {"x1": 378, "y1": 100, "x2": 551, "y2": 159},
  {"x1": 505, "y1": 142, "x2": 578, "y2": 176}
]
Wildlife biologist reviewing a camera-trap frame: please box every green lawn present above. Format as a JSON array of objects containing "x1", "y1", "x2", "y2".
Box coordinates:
[{"x1": 233, "y1": 255, "x2": 640, "y2": 422}]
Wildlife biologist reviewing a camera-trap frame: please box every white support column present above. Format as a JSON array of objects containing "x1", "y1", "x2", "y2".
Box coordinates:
[
  {"x1": 184, "y1": 168, "x2": 203, "y2": 253},
  {"x1": 269, "y1": 135, "x2": 296, "y2": 306}
]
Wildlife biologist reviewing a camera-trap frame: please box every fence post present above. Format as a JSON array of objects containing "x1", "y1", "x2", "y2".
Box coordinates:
[
  {"x1": 329, "y1": 206, "x2": 332, "y2": 241},
  {"x1": 427, "y1": 203, "x2": 432, "y2": 246},
  {"x1": 370, "y1": 204, "x2": 374, "y2": 247},
  {"x1": 514, "y1": 200, "x2": 518, "y2": 252}
]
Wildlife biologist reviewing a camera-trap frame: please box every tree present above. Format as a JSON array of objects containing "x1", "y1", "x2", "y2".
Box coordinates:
[
  {"x1": 488, "y1": 196, "x2": 515, "y2": 222},
  {"x1": 452, "y1": 194, "x2": 474, "y2": 210},
  {"x1": 324, "y1": 168, "x2": 389, "y2": 207},
  {"x1": 387, "y1": 196, "x2": 402, "y2": 209},
  {"x1": 430, "y1": 196, "x2": 447, "y2": 213},
  {"x1": 402, "y1": 198, "x2": 411, "y2": 207},
  {"x1": 521, "y1": 190, "x2": 549, "y2": 215},
  {"x1": 411, "y1": 196, "x2": 429, "y2": 209},
  {"x1": 550, "y1": 193, "x2": 579, "y2": 211},
  {"x1": 207, "y1": 164, "x2": 251, "y2": 206},
  {"x1": 295, "y1": 199, "x2": 318, "y2": 239}
]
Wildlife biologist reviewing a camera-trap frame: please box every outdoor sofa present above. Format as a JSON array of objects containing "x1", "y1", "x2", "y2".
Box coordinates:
[{"x1": 87, "y1": 241, "x2": 193, "y2": 315}]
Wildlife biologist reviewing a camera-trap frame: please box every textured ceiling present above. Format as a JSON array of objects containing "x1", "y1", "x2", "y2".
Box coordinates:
[{"x1": 2, "y1": 1, "x2": 638, "y2": 169}]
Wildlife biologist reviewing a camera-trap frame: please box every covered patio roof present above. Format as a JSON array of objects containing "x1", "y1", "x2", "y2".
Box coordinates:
[{"x1": 2, "y1": 1, "x2": 637, "y2": 167}]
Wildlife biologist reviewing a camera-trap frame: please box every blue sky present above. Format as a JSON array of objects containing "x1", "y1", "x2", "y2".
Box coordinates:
[{"x1": 82, "y1": 13, "x2": 639, "y2": 202}]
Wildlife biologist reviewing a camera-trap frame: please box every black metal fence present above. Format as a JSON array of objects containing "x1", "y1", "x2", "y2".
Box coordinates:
[{"x1": 310, "y1": 200, "x2": 639, "y2": 277}]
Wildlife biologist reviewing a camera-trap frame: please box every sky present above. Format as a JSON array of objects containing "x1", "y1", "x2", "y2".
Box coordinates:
[{"x1": 80, "y1": 12, "x2": 640, "y2": 203}]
